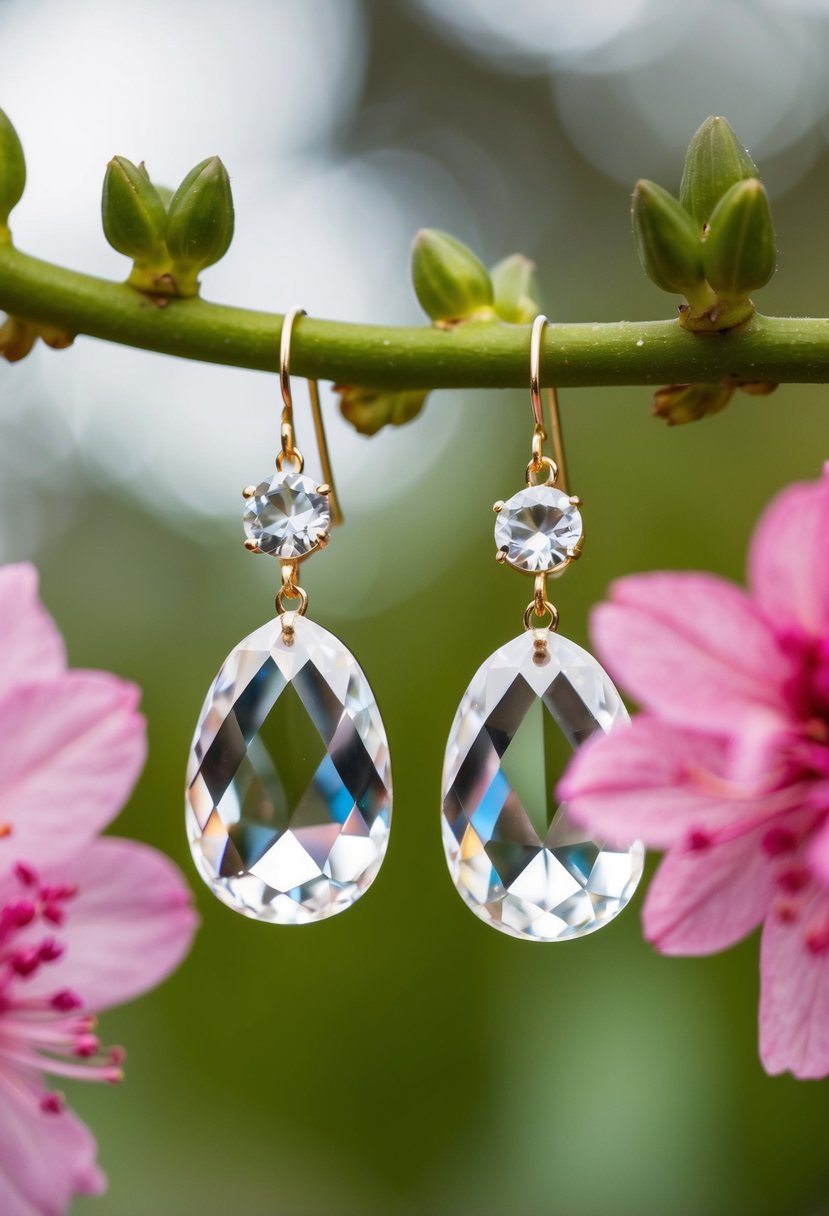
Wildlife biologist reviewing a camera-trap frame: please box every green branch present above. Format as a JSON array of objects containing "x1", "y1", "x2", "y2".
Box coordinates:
[{"x1": 3, "y1": 244, "x2": 829, "y2": 389}]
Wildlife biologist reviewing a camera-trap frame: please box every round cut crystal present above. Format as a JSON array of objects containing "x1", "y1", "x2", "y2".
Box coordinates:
[
  {"x1": 494, "y1": 485, "x2": 582, "y2": 572},
  {"x1": 186, "y1": 615, "x2": 392, "y2": 924},
  {"x1": 243, "y1": 471, "x2": 331, "y2": 558},
  {"x1": 442, "y1": 630, "x2": 644, "y2": 942}
]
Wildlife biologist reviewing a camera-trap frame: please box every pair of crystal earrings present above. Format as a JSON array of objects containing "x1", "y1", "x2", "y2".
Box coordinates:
[{"x1": 185, "y1": 310, "x2": 644, "y2": 939}]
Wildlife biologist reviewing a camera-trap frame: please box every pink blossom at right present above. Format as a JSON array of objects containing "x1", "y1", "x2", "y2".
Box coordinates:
[{"x1": 559, "y1": 464, "x2": 829, "y2": 1079}]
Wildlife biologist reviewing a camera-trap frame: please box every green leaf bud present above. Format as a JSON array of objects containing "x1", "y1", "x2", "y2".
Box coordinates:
[
  {"x1": 166, "y1": 156, "x2": 234, "y2": 293},
  {"x1": 336, "y1": 384, "x2": 429, "y2": 435},
  {"x1": 490, "y1": 254, "x2": 540, "y2": 324},
  {"x1": 102, "y1": 156, "x2": 168, "y2": 267},
  {"x1": 0, "y1": 109, "x2": 26, "y2": 234},
  {"x1": 135, "y1": 161, "x2": 174, "y2": 210},
  {"x1": 154, "y1": 183, "x2": 174, "y2": 210},
  {"x1": 679, "y1": 116, "x2": 758, "y2": 229},
  {"x1": 631, "y1": 180, "x2": 708, "y2": 305},
  {"x1": 411, "y1": 229, "x2": 494, "y2": 324},
  {"x1": 702, "y1": 178, "x2": 776, "y2": 299},
  {"x1": 652, "y1": 381, "x2": 734, "y2": 426}
]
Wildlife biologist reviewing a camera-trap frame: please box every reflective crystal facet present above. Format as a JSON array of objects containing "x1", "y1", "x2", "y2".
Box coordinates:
[
  {"x1": 186, "y1": 615, "x2": 391, "y2": 923},
  {"x1": 494, "y1": 486, "x2": 582, "y2": 572},
  {"x1": 442, "y1": 630, "x2": 644, "y2": 941},
  {"x1": 243, "y1": 471, "x2": 331, "y2": 558}
]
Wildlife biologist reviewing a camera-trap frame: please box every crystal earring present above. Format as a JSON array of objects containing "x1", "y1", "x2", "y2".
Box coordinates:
[
  {"x1": 441, "y1": 315, "x2": 644, "y2": 941},
  {"x1": 186, "y1": 307, "x2": 392, "y2": 924}
]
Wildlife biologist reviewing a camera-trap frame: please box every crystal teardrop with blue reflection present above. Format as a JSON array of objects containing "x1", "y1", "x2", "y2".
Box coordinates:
[
  {"x1": 186, "y1": 615, "x2": 392, "y2": 924},
  {"x1": 441, "y1": 629, "x2": 643, "y2": 941}
]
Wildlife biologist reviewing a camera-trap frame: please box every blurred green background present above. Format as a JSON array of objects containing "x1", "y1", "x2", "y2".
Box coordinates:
[{"x1": 2, "y1": 1, "x2": 829, "y2": 1213}]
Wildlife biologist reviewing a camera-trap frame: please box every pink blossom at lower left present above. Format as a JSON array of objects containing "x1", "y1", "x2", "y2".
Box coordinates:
[{"x1": 0, "y1": 563, "x2": 198, "y2": 1215}]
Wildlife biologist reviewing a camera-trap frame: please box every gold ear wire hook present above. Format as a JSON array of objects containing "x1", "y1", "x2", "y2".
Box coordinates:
[
  {"x1": 279, "y1": 307, "x2": 343, "y2": 526},
  {"x1": 529, "y1": 314, "x2": 568, "y2": 494}
]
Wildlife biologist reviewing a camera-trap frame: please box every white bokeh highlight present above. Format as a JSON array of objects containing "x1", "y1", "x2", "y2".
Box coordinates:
[{"x1": 0, "y1": 0, "x2": 477, "y2": 612}]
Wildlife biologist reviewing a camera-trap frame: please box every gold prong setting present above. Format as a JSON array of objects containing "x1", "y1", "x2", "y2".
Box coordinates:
[
  {"x1": 242, "y1": 468, "x2": 332, "y2": 560},
  {"x1": 493, "y1": 484, "x2": 584, "y2": 575}
]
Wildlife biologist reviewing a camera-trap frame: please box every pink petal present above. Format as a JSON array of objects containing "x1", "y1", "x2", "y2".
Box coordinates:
[
  {"x1": 808, "y1": 816, "x2": 829, "y2": 889},
  {"x1": 643, "y1": 829, "x2": 773, "y2": 955},
  {"x1": 0, "y1": 673, "x2": 146, "y2": 867},
  {"x1": 0, "y1": 1073, "x2": 104, "y2": 1214},
  {"x1": 749, "y1": 463, "x2": 829, "y2": 638},
  {"x1": 591, "y1": 573, "x2": 792, "y2": 736},
  {"x1": 0, "y1": 1171, "x2": 35, "y2": 1216},
  {"x1": 560, "y1": 717, "x2": 741, "y2": 849},
  {"x1": 25, "y1": 837, "x2": 198, "y2": 1012},
  {"x1": 724, "y1": 709, "x2": 794, "y2": 785},
  {"x1": 759, "y1": 886, "x2": 829, "y2": 1078},
  {"x1": 0, "y1": 564, "x2": 65, "y2": 703}
]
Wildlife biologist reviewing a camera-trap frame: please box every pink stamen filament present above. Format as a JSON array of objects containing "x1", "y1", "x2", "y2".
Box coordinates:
[
  {"x1": 0, "y1": 865, "x2": 125, "y2": 1105},
  {"x1": 0, "y1": 1042, "x2": 123, "y2": 1084},
  {"x1": 0, "y1": 1015, "x2": 96, "y2": 1048}
]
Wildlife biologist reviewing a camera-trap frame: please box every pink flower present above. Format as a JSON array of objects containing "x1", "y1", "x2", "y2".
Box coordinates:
[
  {"x1": 560, "y1": 466, "x2": 829, "y2": 1079},
  {"x1": 0, "y1": 564, "x2": 198, "y2": 1214}
]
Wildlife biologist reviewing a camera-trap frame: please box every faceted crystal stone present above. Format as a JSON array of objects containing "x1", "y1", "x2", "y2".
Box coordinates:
[
  {"x1": 442, "y1": 630, "x2": 644, "y2": 941},
  {"x1": 243, "y1": 470, "x2": 331, "y2": 558},
  {"x1": 186, "y1": 615, "x2": 391, "y2": 923},
  {"x1": 494, "y1": 485, "x2": 582, "y2": 572}
]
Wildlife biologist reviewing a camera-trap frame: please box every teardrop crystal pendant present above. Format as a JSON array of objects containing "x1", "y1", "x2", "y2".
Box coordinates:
[
  {"x1": 441, "y1": 629, "x2": 644, "y2": 942},
  {"x1": 186, "y1": 614, "x2": 392, "y2": 924}
]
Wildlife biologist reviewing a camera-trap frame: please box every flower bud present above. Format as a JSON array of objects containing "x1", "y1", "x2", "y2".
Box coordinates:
[
  {"x1": 0, "y1": 316, "x2": 36, "y2": 362},
  {"x1": 490, "y1": 254, "x2": 540, "y2": 324},
  {"x1": 736, "y1": 380, "x2": 778, "y2": 397},
  {"x1": 336, "y1": 384, "x2": 429, "y2": 436},
  {"x1": 653, "y1": 381, "x2": 735, "y2": 426},
  {"x1": 0, "y1": 317, "x2": 73, "y2": 363},
  {"x1": 679, "y1": 117, "x2": 758, "y2": 230},
  {"x1": 0, "y1": 109, "x2": 26, "y2": 234},
  {"x1": 102, "y1": 156, "x2": 168, "y2": 267},
  {"x1": 411, "y1": 229, "x2": 494, "y2": 325},
  {"x1": 702, "y1": 178, "x2": 776, "y2": 299},
  {"x1": 166, "y1": 156, "x2": 234, "y2": 294},
  {"x1": 38, "y1": 324, "x2": 75, "y2": 351},
  {"x1": 632, "y1": 180, "x2": 708, "y2": 305}
]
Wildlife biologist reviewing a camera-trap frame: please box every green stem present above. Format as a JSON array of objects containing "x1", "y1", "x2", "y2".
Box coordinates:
[{"x1": 3, "y1": 242, "x2": 829, "y2": 388}]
